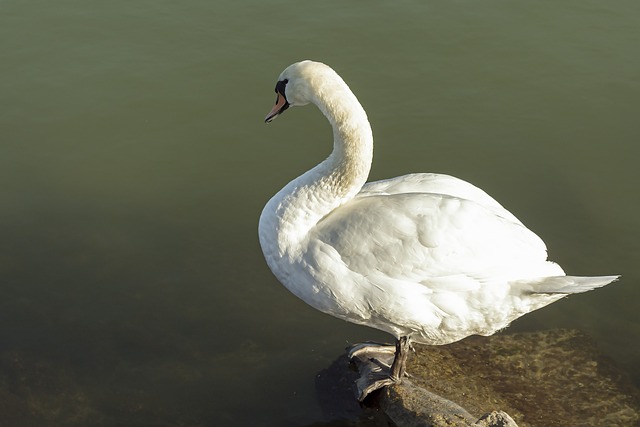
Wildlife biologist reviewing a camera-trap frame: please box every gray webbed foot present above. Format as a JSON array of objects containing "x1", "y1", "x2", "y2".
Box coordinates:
[{"x1": 348, "y1": 336, "x2": 411, "y2": 401}]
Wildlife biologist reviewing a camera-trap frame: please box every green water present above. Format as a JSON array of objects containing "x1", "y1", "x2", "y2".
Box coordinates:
[{"x1": 1, "y1": 0, "x2": 638, "y2": 425}]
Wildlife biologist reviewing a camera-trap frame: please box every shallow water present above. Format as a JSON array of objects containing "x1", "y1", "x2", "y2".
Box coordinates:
[{"x1": 1, "y1": 0, "x2": 639, "y2": 425}]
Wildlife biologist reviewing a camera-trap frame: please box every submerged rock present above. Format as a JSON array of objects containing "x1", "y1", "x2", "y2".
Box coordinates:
[{"x1": 317, "y1": 329, "x2": 640, "y2": 426}]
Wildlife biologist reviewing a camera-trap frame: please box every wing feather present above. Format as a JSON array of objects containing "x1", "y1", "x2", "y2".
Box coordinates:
[{"x1": 313, "y1": 191, "x2": 551, "y2": 286}]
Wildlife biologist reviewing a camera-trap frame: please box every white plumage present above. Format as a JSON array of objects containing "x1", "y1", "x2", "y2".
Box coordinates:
[{"x1": 259, "y1": 60, "x2": 618, "y2": 395}]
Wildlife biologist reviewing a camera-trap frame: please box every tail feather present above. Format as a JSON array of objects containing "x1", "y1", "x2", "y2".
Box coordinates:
[{"x1": 514, "y1": 275, "x2": 620, "y2": 295}]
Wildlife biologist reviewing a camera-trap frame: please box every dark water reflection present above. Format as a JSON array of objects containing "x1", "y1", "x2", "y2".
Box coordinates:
[{"x1": 1, "y1": 0, "x2": 639, "y2": 425}]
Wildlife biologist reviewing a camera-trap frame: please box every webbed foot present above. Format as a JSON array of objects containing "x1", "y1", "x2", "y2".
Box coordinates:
[{"x1": 348, "y1": 336, "x2": 411, "y2": 401}]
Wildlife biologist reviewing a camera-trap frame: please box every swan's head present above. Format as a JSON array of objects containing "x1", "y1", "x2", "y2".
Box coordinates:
[{"x1": 265, "y1": 60, "x2": 338, "y2": 123}]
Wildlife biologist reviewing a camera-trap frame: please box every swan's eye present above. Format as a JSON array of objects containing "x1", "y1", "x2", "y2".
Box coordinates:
[{"x1": 275, "y1": 79, "x2": 289, "y2": 97}]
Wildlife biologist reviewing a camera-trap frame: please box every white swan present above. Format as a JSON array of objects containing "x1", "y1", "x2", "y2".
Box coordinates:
[{"x1": 259, "y1": 60, "x2": 618, "y2": 400}]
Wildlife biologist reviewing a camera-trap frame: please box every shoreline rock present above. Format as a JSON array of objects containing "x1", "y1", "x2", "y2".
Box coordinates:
[
  {"x1": 380, "y1": 379, "x2": 518, "y2": 427},
  {"x1": 315, "y1": 329, "x2": 640, "y2": 426}
]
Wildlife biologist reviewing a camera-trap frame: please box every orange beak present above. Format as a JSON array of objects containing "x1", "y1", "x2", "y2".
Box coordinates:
[{"x1": 265, "y1": 92, "x2": 289, "y2": 123}]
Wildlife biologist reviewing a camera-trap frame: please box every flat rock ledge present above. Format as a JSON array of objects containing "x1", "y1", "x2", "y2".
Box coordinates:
[
  {"x1": 381, "y1": 379, "x2": 518, "y2": 427},
  {"x1": 315, "y1": 329, "x2": 640, "y2": 427}
]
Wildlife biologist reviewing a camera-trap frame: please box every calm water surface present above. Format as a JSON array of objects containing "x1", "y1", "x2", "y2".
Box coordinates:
[{"x1": 1, "y1": 1, "x2": 639, "y2": 425}]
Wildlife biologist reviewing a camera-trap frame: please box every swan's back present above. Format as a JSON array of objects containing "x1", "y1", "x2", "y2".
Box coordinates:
[
  {"x1": 359, "y1": 173, "x2": 522, "y2": 225},
  {"x1": 315, "y1": 184, "x2": 555, "y2": 286}
]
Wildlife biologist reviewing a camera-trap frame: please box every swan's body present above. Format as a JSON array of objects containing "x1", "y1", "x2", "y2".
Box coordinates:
[{"x1": 259, "y1": 61, "x2": 618, "y2": 397}]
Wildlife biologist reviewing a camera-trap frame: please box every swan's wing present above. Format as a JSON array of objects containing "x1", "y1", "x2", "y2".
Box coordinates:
[
  {"x1": 359, "y1": 173, "x2": 522, "y2": 225},
  {"x1": 312, "y1": 192, "x2": 552, "y2": 285}
]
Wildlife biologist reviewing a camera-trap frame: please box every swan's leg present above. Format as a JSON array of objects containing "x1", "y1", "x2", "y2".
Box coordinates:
[
  {"x1": 349, "y1": 336, "x2": 411, "y2": 401},
  {"x1": 389, "y1": 336, "x2": 411, "y2": 381}
]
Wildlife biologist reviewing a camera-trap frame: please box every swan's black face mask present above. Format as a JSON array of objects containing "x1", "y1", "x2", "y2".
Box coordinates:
[{"x1": 265, "y1": 79, "x2": 290, "y2": 123}]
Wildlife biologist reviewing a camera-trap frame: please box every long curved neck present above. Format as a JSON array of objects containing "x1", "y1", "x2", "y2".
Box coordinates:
[
  {"x1": 260, "y1": 77, "x2": 373, "y2": 257},
  {"x1": 314, "y1": 78, "x2": 373, "y2": 201}
]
